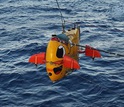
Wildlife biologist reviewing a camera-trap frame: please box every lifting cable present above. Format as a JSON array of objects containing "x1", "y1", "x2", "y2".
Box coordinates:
[{"x1": 55, "y1": 0, "x2": 65, "y2": 32}]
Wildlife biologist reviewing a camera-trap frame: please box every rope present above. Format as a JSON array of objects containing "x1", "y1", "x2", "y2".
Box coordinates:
[
  {"x1": 56, "y1": 0, "x2": 65, "y2": 32},
  {"x1": 73, "y1": 43, "x2": 124, "y2": 57}
]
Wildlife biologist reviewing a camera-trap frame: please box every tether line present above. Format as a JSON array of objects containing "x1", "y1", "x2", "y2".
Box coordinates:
[
  {"x1": 72, "y1": 43, "x2": 124, "y2": 57},
  {"x1": 56, "y1": 0, "x2": 65, "y2": 32}
]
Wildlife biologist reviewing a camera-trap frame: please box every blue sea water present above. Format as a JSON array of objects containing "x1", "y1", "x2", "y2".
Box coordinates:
[{"x1": 0, "y1": 0, "x2": 124, "y2": 107}]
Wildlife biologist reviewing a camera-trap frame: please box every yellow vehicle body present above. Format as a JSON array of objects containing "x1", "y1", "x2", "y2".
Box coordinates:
[
  {"x1": 29, "y1": 25, "x2": 101, "y2": 82},
  {"x1": 46, "y1": 27, "x2": 80, "y2": 82}
]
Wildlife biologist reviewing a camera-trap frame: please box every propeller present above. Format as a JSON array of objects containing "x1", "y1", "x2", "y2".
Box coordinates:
[
  {"x1": 29, "y1": 52, "x2": 46, "y2": 65},
  {"x1": 63, "y1": 55, "x2": 80, "y2": 69},
  {"x1": 29, "y1": 53, "x2": 80, "y2": 70},
  {"x1": 73, "y1": 43, "x2": 124, "y2": 58},
  {"x1": 85, "y1": 45, "x2": 101, "y2": 59}
]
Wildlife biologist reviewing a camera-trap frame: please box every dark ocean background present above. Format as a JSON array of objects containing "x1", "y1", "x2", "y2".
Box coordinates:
[{"x1": 0, "y1": 0, "x2": 124, "y2": 107}]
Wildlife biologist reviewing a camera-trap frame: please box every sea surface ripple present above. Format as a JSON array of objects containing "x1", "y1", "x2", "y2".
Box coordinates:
[{"x1": 0, "y1": 0, "x2": 124, "y2": 107}]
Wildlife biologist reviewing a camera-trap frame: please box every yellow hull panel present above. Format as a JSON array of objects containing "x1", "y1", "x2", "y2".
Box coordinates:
[{"x1": 46, "y1": 27, "x2": 80, "y2": 82}]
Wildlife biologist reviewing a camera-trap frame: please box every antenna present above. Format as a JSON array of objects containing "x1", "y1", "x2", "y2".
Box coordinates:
[{"x1": 56, "y1": 0, "x2": 65, "y2": 32}]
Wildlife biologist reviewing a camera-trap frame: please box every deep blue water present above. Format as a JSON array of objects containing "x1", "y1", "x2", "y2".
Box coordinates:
[{"x1": 0, "y1": 0, "x2": 124, "y2": 107}]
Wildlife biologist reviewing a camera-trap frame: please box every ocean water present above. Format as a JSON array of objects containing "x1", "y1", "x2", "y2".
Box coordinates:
[{"x1": 0, "y1": 0, "x2": 124, "y2": 107}]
